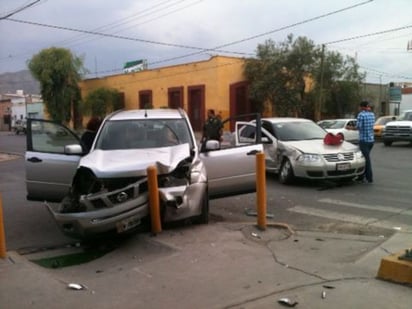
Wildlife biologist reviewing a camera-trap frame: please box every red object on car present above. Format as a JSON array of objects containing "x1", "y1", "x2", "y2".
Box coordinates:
[{"x1": 323, "y1": 132, "x2": 344, "y2": 145}]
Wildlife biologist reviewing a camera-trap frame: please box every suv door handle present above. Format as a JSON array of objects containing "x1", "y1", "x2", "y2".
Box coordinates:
[
  {"x1": 27, "y1": 157, "x2": 42, "y2": 163},
  {"x1": 247, "y1": 149, "x2": 260, "y2": 156}
]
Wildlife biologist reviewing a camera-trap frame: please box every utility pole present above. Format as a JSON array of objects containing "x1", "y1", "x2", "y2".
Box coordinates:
[{"x1": 316, "y1": 44, "x2": 325, "y2": 121}]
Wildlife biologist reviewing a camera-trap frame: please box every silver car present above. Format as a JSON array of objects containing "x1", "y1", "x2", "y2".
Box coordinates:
[
  {"x1": 26, "y1": 109, "x2": 263, "y2": 238},
  {"x1": 235, "y1": 117, "x2": 365, "y2": 184}
]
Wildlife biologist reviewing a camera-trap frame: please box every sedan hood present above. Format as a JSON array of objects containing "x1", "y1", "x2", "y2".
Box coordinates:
[
  {"x1": 284, "y1": 140, "x2": 358, "y2": 154},
  {"x1": 79, "y1": 143, "x2": 191, "y2": 178}
]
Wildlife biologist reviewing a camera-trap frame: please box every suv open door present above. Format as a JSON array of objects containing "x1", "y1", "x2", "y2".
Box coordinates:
[
  {"x1": 200, "y1": 113, "x2": 264, "y2": 199},
  {"x1": 25, "y1": 119, "x2": 85, "y2": 202}
]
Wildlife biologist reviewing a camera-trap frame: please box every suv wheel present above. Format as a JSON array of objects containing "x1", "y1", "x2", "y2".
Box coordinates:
[{"x1": 383, "y1": 140, "x2": 392, "y2": 146}]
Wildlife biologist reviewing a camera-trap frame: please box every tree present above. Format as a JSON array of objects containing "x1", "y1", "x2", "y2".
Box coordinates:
[
  {"x1": 83, "y1": 87, "x2": 124, "y2": 118},
  {"x1": 28, "y1": 47, "x2": 86, "y2": 124},
  {"x1": 314, "y1": 50, "x2": 365, "y2": 118},
  {"x1": 244, "y1": 35, "x2": 365, "y2": 119},
  {"x1": 245, "y1": 35, "x2": 319, "y2": 117}
]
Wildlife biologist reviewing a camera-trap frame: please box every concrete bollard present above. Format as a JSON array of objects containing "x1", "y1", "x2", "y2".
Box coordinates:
[
  {"x1": 0, "y1": 193, "x2": 7, "y2": 258},
  {"x1": 147, "y1": 166, "x2": 162, "y2": 234},
  {"x1": 256, "y1": 152, "x2": 267, "y2": 230}
]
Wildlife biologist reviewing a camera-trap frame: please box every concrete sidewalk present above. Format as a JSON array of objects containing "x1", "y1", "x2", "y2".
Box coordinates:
[{"x1": 1, "y1": 222, "x2": 411, "y2": 308}]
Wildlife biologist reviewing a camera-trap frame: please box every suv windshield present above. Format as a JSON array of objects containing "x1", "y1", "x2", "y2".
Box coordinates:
[{"x1": 95, "y1": 118, "x2": 194, "y2": 150}]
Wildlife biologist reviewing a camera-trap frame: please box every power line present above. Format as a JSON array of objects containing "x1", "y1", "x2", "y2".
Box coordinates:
[
  {"x1": 360, "y1": 65, "x2": 412, "y2": 80},
  {"x1": 59, "y1": 0, "x2": 199, "y2": 48},
  {"x1": 323, "y1": 24, "x2": 412, "y2": 45},
  {"x1": 0, "y1": 0, "x2": 42, "y2": 20},
  {"x1": 147, "y1": 0, "x2": 375, "y2": 66},
  {"x1": 3, "y1": 0, "x2": 373, "y2": 68},
  {"x1": 0, "y1": 0, "x2": 208, "y2": 66},
  {"x1": 87, "y1": 0, "x2": 377, "y2": 75}
]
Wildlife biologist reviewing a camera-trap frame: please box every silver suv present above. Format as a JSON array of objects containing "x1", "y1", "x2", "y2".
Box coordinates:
[{"x1": 26, "y1": 109, "x2": 263, "y2": 238}]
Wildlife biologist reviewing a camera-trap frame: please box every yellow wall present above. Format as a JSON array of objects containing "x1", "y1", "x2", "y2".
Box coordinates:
[{"x1": 79, "y1": 56, "x2": 246, "y2": 120}]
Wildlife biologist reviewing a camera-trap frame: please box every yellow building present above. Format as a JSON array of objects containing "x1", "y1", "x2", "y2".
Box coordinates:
[{"x1": 79, "y1": 56, "x2": 257, "y2": 132}]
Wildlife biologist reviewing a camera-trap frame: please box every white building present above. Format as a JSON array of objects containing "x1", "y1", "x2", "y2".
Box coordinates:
[{"x1": 0, "y1": 90, "x2": 44, "y2": 128}]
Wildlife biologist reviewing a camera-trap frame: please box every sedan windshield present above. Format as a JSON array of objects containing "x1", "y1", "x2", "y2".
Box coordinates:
[
  {"x1": 95, "y1": 119, "x2": 194, "y2": 150},
  {"x1": 272, "y1": 121, "x2": 327, "y2": 141}
]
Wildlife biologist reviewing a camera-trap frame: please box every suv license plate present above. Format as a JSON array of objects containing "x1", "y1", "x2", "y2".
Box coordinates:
[
  {"x1": 116, "y1": 215, "x2": 141, "y2": 233},
  {"x1": 336, "y1": 163, "x2": 350, "y2": 171}
]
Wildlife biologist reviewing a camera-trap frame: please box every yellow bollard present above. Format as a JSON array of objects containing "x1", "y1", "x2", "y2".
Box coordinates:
[
  {"x1": 256, "y1": 152, "x2": 267, "y2": 230},
  {"x1": 147, "y1": 166, "x2": 162, "y2": 234},
  {"x1": 0, "y1": 193, "x2": 7, "y2": 258}
]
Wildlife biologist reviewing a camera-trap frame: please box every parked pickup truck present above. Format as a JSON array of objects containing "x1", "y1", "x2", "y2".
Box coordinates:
[{"x1": 382, "y1": 110, "x2": 412, "y2": 146}]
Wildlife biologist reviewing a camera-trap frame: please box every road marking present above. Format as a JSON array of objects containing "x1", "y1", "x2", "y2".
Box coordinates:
[
  {"x1": 317, "y1": 198, "x2": 412, "y2": 216},
  {"x1": 288, "y1": 205, "x2": 411, "y2": 232}
]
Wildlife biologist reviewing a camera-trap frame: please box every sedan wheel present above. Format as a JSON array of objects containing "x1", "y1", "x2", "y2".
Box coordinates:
[{"x1": 279, "y1": 158, "x2": 294, "y2": 185}]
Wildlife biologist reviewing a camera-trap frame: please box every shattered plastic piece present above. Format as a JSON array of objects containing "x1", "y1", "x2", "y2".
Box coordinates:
[
  {"x1": 278, "y1": 298, "x2": 298, "y2": 307},
  {"x1": 251, "y1": 232, "x2": 261, "y2": 239},
  {"x1": 322, "y1": 285, "x2": 336, "y2": 289},
  {"x1": 321, "y1": 290, "x2": 326, "y2": 299},
  {"x1": 393, "y1": 227, "x2": 402, "y2": 231},
  {"x1": 67, "y1": 283, "x2": 87, "y2": 290}
]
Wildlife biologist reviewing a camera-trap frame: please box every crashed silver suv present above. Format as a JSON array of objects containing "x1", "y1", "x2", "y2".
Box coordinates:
[{"x1": 26, "y1": 109, "x2": 262, "y2": 238}]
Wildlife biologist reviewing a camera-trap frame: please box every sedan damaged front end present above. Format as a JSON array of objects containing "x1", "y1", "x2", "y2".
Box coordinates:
[{"x1": 46, "y1": 144, "x2": 208, "y2": 238}]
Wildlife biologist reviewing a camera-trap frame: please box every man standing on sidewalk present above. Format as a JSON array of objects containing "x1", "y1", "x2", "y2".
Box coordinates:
[{"x1": 356, "y1": 100, "x2": 375, "y2": 183}]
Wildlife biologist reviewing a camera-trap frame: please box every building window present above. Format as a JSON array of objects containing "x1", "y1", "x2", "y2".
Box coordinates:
[
  {"x1": 168, "y1": 87, "x2": 183, "y2": 109},
  {"x1": 139, "y1": 90, "x2": 153, "y2": 109}
]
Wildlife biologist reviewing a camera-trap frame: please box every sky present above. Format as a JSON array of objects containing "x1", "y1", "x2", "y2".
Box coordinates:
[{"x1": 0, "y1": 0, "x2": 411, "y2": 84}]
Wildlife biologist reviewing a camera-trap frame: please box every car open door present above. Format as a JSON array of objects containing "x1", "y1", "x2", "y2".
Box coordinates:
[
  {"x1": 235, "y1": 120, "x2": 280, "y2": 173},
  {"x1": 26, "y1": 119, "x2": 84, "y2": 202},
  {"x1": 199, "y1": 114, "x2": 263, "y2": 199}
]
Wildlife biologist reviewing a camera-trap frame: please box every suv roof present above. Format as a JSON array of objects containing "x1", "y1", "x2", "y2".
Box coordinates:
[{"x1": 108, "y1": 108, "x2": 186, "y2": 121}]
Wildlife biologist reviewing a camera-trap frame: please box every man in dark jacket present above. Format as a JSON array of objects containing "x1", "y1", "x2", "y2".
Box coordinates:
[{"x1": 201, "y1": 109, "x2": 223, "y2": 151}]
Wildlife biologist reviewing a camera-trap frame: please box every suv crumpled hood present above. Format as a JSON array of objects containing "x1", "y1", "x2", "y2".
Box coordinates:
[
  {"x1": 284, "y1": 140, "x2": 358, "y2": 154},
  {"x1": 79, "y1": 143, "x2": 191, "y2": 178}
]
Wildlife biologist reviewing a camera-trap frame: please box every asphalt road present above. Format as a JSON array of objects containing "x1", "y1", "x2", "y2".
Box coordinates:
[{"x1": 1, "y1": 131, "x2": 412, "y2": 252}]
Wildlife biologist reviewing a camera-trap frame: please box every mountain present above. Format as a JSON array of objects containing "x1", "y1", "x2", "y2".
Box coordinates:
[{"x1": 0, "y1": 70, "x2": 40, "y2": 95}]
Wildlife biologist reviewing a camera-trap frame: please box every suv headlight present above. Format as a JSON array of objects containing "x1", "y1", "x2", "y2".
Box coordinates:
[{"x1": 297, "y1": 153, "x2": 321, "y2": 162}]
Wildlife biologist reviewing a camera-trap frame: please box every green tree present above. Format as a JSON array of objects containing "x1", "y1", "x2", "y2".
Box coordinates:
[
  {"x1": 83, "y1": 87, "x2": 124, "y2": 118},
  {"x1": 28, "y1": 47, "x2": 86, "y2": 124},
  {"x1": 245, "y1": 35, "x2": 365, "y2": 119},
  {"x1": 245, "y1": 35, "x2": 319, "y2": 117},
  {"x1": 314, "y1": 50, "x2": 365, "y2": 118}
]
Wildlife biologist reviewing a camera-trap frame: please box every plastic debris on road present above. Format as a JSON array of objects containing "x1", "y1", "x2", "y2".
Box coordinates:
[
  {"x1": 67, "y1": 283, "x2": 87, "y2": 290},
  {"x1": 278, "y1": 298, "x2": 298, "y2": 307}
]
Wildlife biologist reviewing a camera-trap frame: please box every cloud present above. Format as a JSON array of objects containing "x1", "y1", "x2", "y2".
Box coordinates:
[{"x1": 1, "y1": 0, "x2": 411, "y2": 83}]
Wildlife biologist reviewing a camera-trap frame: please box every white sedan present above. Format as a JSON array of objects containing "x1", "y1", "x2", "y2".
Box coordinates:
[
  {"x1": 317, "y1": 118, "x2": 359, "y2": 144},
  {"x1": 235, "y1": 118, "x2": 365, "y2": 184}
]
